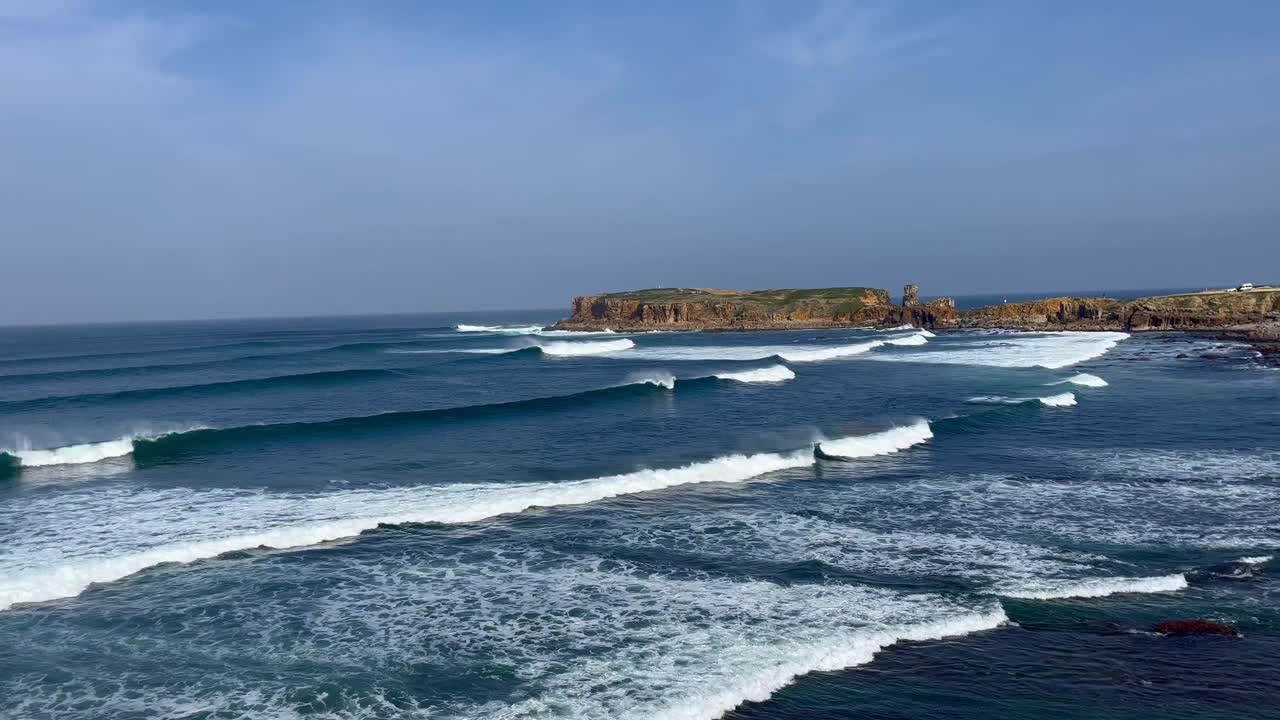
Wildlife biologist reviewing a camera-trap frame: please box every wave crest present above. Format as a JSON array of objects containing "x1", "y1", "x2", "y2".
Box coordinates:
[
  {"x1": 817, "y1": 419, "x2": 933, "y2": 459},
  {"x1": 537, "y1": 339, "x2": 635, "y2": 356},
  {"x1": 712, "y1": 365, "x2": 796, "y2": 383},
  {"x1": 967, "y1": 392, "x2": 1077, "y2": 407},
  {"x1": 1050, "y1": 373, "x2": 1108, "y2": 388}
]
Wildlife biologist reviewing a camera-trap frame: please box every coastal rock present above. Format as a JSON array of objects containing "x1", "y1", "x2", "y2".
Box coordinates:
[
  {"x1": 1154, "y1": 620, "x2": 1239, "y2": 637},
  {"x1": 555, "y1": 287, "x2": 895, "y2": 331},
  {"x1": 552, "y1": 284, "x2": 1280, "y2": 357}
]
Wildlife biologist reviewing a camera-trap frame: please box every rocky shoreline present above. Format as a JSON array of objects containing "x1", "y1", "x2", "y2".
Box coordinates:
[{"x1": 553, "y1": 285, "x2": 1280, "y2": 362}]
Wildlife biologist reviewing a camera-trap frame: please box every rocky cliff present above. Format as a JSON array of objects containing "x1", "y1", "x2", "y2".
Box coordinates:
[
  {"x1": 554, "y1": 287, "x2": 894, "y2": 331},
  {"x1": 551, "y1": 285, "x2": 1280, "y2": 347},
  {"x1": 934, "y1": 290, "x2": 1280, "y2": 333}
]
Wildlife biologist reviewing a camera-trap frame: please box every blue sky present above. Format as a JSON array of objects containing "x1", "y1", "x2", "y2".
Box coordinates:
[{"x1": 2, "y1": 1, "x2": 1278, "y2": 323}]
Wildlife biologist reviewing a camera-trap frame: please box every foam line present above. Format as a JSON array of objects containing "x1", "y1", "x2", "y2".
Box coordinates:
[{"x1": 996, "y1": 573, "x2": 1188, "y2": 599}]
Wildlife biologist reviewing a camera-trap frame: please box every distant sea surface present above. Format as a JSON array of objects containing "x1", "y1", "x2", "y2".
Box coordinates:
[{"x1": 1, "y1": 304, "x2": 1277, "y2": 719}]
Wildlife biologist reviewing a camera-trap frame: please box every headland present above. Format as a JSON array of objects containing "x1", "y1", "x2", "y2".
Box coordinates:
[{"x1": 552, "y1": 284, "x2": 1280, "y2": 359}]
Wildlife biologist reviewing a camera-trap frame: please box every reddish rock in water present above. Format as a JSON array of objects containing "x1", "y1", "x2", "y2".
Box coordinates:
[{"x1": 1155, "y1": 620, "x2": 1239, "y2": 637}]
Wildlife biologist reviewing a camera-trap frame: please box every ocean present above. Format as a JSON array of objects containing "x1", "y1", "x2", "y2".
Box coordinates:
[{"x1": 0, "y1": 311, "x2": 1277, "y2": 719}]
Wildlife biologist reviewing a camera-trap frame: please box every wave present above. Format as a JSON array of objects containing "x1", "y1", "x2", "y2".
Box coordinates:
[
  {"x1": 1049, "y1": 373, "x2": 1108, "y2": 388},
  {"x1": 455, "y1": 324, "x2": 618, "y2": 337},
  {"x1": 0, "y1": 421, "x2": 940, "y2": 609},
  {"x1": 0, "y1": 368, "x2": 398, "y2": 412},
  {"x1": 0, "y1": 448, "x2": 816, "y2": 610},
  {"x1": 966, "y1": 392, "x2": 1077, "y2": 407},
  {"x1": 626, "y1": 371, "x2": 677, "y2": 390},
  {"x1": 711, "y1": 365, "x2": 796, "y2": 383},
  {"x1": 648, "y1": 607, "x2": 1007, "y2": 720},
  {"x1": 536, "y1": 338, "x2": 635, "y2": 356},
  {"x1": 629, "y1": 334, "x2": 929, "y2": 363},
  {"x1": 455, "y1": 323, "x2": 545, "y2": 334},
  {"x1": 816, "y1": 419, "x2": 933, "y2": 459},
  {"x1": 2, "y1": 438, "x2": 137, "y2": 468},
  {"x1": 996, "y1": 573, "x2": 1188, "y2": 599},
  {"x1": 874, "y1": 331, "x2": 1129, "y2": 369},
  {"x1": 1237, "y1": 555, "x2": 1273, "y2": 565}
]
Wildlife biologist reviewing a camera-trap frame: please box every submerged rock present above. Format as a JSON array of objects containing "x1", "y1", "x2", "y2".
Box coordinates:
[{"x1": 1155, "y1": 620, "x2": 1239, "y2": 637}]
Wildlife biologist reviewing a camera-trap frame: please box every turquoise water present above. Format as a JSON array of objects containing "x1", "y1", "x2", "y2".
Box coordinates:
[{"x1": 1, "y1": 313, "x2": 1277, "y2": 719}]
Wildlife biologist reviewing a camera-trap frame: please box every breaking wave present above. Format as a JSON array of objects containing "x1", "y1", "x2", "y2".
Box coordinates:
[
  {"x1": 816, "y1": 419, "x2": 932, "y2": 459},
  {"x1": 875, "y1": 331, "x2": 1128, "y2": 369},
  {"x1": 711, "y1": 365, "x2": 796, "y2": 383},
  {"x1": 536, "y1": 338, "x2": 635, "y2": 356},
  {"x1": 0, "y1": 421, "x2": 939, "y2": 609},
  {"x1": 967, "y1": 392, "x2": 1077, "y2": 407},
  {"x1": 1237, "y1": 555, "x2": 1273, "y2": 565},
  {"x1": 455, "y1": 324, "x2": 617, "y2": 337},
  {"x1": 1050, "y1": 373, "x2": 1108, "y2": 388},
  {"x1": 630, "y1": 334, "x2": 928, "y2": 363},
  {"x1": 455, "y1": 324, "x2": 545, "y2": 334},
  {"x1": 0, "y1": 448, "x2": 816, "y2": 609},
  {"x1": 996, "y1": 573, "x2": 1188, "y2": 599},
  {"x1": 1, "y1": 438, "x2": 138, "y2": 469}
]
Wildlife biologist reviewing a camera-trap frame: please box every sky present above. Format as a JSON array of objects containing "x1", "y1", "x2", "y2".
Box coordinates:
[{"x1": 2, "y1": 0, "x2": 1278, "y2": 324}]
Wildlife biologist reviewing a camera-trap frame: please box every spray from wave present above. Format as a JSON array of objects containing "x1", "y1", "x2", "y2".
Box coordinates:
[
  {"x1": 996, "y1": 573, "x2": 1188, "y2": 599},
  {"x1": 1049, "y1": 373, "x2": 1108, "y2": 388},
  {"x1": 967, "y1": 392, "x2": 1077, "y2": 407}
]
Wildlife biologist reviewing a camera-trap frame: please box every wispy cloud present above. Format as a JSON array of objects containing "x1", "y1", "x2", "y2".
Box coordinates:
[{"x1": 754, "y1": 0, "x2": 947, "y2": 69}]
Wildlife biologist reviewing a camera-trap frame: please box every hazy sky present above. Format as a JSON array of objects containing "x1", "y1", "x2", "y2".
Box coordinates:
[{"x1": 3, "y1": 1, "x2": 1278, "y2": 324}]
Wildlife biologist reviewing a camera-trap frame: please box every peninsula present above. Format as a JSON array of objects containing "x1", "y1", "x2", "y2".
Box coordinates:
[{"x1": 552, "y1": 285, "x2": 1280, "y2": 357}]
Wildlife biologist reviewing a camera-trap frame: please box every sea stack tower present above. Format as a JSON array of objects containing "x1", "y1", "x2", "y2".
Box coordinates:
[{"x1": 903, "y1": 284, "x2": 920, "y2": 307}]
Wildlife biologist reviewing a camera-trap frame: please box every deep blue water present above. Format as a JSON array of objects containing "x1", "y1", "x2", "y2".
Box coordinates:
[{"x1": 1, "y1": 311, "x2": 1277, "y2": 719}]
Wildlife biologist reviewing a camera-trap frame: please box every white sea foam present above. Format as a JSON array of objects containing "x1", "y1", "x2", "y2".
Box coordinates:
[
  {"x1": 537, "y1": 338, "x2": 635, "y2": 356},
  {"x1": 875, "y1": 331, "x2": 1129, "y2": 369},
  {"x1": 967, "y1": 392, "x2": 1077, "y2": 407},
  {"x1": 996, "y1": 573, "x2": 1188, "y2": 599},
  {"x1": 884, "y1": 333, "x2": 929, "y2": 346},
  {"x1": 1237, "y1": 555, "x2": 1273, "y2": 565},
  {"x1": 711, "y1": 365, "x2": 796, "y2": 383},
  {"x1": 1050, "y1": 373, "x2": 1108, "y2": 388},
  {"x1": 9, "y1": 438, "x2": 135, "y2": 467},
  {"x1": 0, "y1": 448, "x2": 815, "y2": 610},
  {"x1": 818, "y1": 419, "x2": 932, "y2": 458},
  {"x1": 879, "y1": 324, "x2": 916, "y2": 332},
  {"x1": 2, "y1": 545, "x2": 1006, "y2": 720}
]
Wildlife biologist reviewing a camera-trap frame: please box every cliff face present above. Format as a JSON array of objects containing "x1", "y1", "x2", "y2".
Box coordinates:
[
  {"x1": 555, "y1": 287, "x2": 894, "y2": 331},
  {"x1": 954, "y1": 297, "x2": 1126, "y2": 330},
  {"x1": 944, "y1": 291, "x2": 1279, "y2": 332},
  {"x1": 552, "y1": 285, "x2": 1280, "y2": 337}
]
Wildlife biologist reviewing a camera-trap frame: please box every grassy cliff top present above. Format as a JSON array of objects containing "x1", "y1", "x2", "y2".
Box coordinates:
[{"x1": 590, "y1": 287, "x2": 884, "y2": 305}]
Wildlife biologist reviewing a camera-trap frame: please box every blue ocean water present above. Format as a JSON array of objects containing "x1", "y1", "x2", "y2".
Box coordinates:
[{"x1": 0, "y1": 311, "x2": 1277, "y2": 719}]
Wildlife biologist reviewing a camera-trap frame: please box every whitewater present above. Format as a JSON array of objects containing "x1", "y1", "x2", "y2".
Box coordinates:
[{"x1": 4, "y1": 313, "x2": 1273, "y2": 720}]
